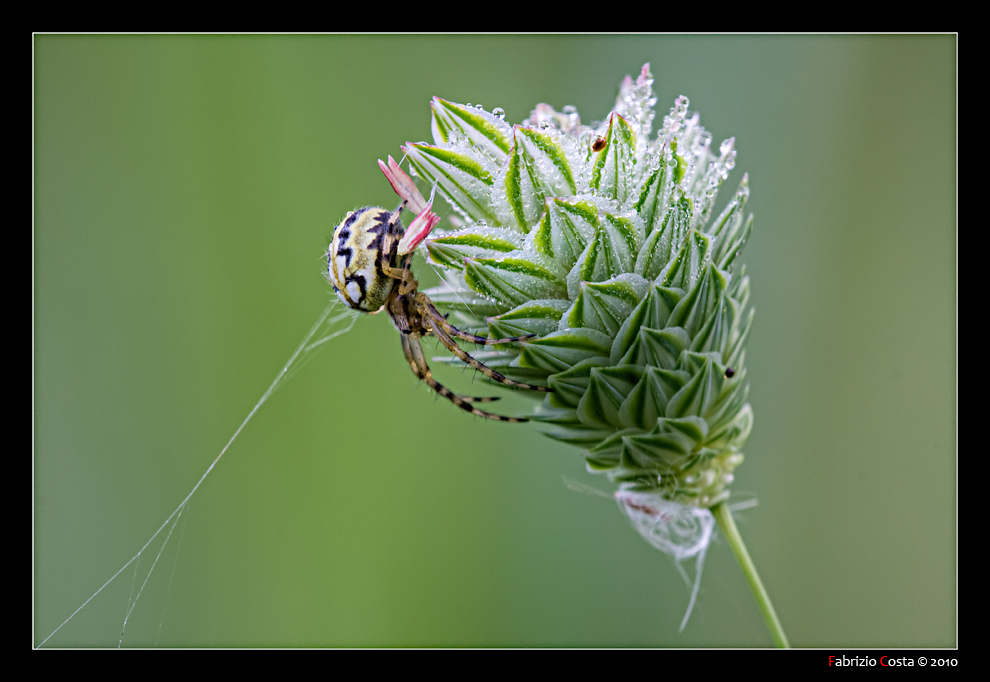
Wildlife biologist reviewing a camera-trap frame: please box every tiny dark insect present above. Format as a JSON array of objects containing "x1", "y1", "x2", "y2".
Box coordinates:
[
  {"x1": 327, "y1": 157, "x2": 551, "y2": 422},
  {"x1": 724, "y1": 367, "x2": 735, "y2": 378},
  {"x1": 591, "y1": 136, "x2": 606, "y2": 152}
]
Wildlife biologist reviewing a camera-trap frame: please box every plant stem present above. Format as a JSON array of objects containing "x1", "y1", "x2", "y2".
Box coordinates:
[{"x1": 711, "y1": 502, "x2": 790, "y2": 648}]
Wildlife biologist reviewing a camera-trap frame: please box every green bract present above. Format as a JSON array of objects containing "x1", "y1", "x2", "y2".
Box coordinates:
[{"x1": 410, "y1": 65, "x2": 754, "y2": 508}]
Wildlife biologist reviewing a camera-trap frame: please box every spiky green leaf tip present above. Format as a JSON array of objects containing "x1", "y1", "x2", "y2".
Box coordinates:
[{"x1": 410, "y1": 64, "x2": 755, "y2": 510}]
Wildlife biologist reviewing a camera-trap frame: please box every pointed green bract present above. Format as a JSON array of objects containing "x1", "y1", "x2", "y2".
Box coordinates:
[
  {"x1": 591, "y1": 113, "x2": 638, "y2": 204},
  {"x1": 657, "y1": 230, "x2": 712, "y2": 291},
  {"x1": 516, "y1": 127, "x2": 579, "y2": 197},
  {"x1": 564, "y1": 274, "x2": 649, "y2": 336},
  {"x1": 412, "y1": 65, "x2": 755, "y2": 508},
  {"x1": 532, "y1": 197, "x2": 599, "y2": 270},
  {"x1": 405, "y1": 143, "x2": 497, "y2": 224},
  {"x1": 519, "y1": 328, "x2": 612, "y2": 374},
  {"x1": 463, "y1": 252, "x2": 567, "y2": 307},
  {"x1": 487, "y1": 299, "x2": 569, "y2": 339},
  {"x1": 426, "y1": 225, "x2": 523, "y2": 271},
  {"x1": 493, "y1": 126, "x2": 582, "y2": 233},
  {"x1": 633, "y1": 144, "x2": 674, "y2": 233},
  {"x1": 635, "y1": 196, "x2": 691, "y2": 281},
  {"x1": 431, "y1": 97, "x2": 513, "y2": 160}
]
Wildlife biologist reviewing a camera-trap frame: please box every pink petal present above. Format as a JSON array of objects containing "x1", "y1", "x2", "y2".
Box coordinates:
[
  {"x1": 378, "y1": 155, "x2": 428, "y2": 214},
  {"x1": 397, "y1": 203, "x2": 441, "y2": 255}
]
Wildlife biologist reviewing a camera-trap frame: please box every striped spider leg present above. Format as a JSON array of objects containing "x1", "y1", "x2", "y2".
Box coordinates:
[{"x1": 385, "y1": 269, "x2": 549, "y2": 422}]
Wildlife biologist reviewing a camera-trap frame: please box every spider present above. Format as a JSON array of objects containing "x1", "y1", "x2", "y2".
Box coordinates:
[{"x1": 327, "y1": 157, "x2": 551, "y2": 422}]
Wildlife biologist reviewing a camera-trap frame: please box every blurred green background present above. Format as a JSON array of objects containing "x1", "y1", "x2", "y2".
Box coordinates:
[{"x1": 34, "y1": 35, "x2": 955, "y2": 647}]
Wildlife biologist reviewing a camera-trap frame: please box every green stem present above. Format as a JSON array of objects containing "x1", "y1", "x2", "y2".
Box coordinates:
[{"x1": 711, "y1": 502, "x2": 790, "y2": 648}]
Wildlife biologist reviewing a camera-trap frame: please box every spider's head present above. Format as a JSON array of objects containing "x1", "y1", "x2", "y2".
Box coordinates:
[{"x1": 327, "y1": 206, "x2": 401, "y2": 313}]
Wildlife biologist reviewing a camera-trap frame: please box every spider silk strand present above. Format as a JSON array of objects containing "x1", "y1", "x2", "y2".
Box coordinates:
[{"x1": 39, "y1": 304, "x2": 353, "y2": 647}]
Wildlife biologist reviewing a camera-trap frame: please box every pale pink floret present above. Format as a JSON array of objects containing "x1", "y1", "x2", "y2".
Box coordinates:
[
  {"x1": 379, "y1": 155, "x2": 441, "y2": 255},
  {"x1": 378, "y1": 155, "x2": 428, "y2": 215},
  {"x1": 397, "y1": 203, "x2": 441, "y2": 255}
]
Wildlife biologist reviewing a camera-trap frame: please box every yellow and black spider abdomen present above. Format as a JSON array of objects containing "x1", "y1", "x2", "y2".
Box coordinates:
[{"x1": 328, "y1": 206, "x2": 402, "y2": 312}]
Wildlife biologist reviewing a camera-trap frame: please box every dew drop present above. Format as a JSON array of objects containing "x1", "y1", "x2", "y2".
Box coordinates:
[{"x1": 492, "y1": 107, "x2": 505, "y2": 119}]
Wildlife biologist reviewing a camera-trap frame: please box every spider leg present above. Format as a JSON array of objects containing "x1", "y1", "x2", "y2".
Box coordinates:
[
  {"x1": 423, "y1": 311, "x2": 551, "y2": 393},
  {"x1": 418, "y1": 294, "x2": 536, "y2": 346},
  {"x1": 401, "y1": 334, "x2": 498, "y2": 402},
  {"x1": 382, "y1": 263, "x2": 418, "y2": 296},
  {"x1": 400, "y1": 333, "x2": 526, "y2": 422}
]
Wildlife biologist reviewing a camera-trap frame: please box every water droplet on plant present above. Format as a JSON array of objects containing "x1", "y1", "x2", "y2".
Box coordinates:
[{"x1": 493, "y1": 107, "x2": 505, "y2": 119}]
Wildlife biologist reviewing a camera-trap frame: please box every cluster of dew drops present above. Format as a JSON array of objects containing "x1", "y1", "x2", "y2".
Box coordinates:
[{"x1": 426, "y1": 91, "x2": 738, "y2": 242}]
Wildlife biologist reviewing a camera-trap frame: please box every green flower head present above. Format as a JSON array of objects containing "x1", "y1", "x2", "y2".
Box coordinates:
[{"x1": 400, "y1": 64, "x2": 755, "y2": 511}]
